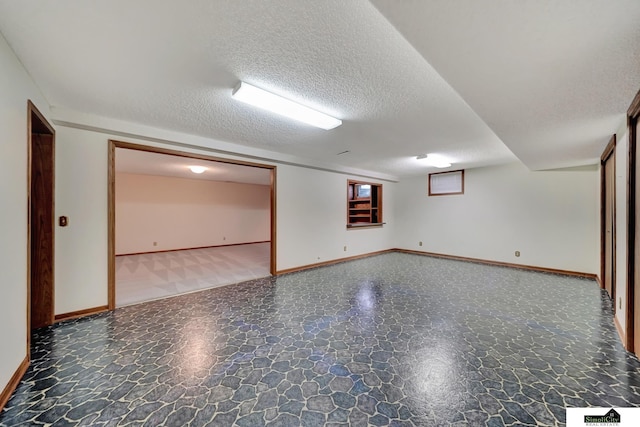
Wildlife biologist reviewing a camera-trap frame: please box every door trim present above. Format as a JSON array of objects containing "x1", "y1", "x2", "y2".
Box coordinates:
[
  {"x1": 626, "y1": 89, "x2": 640, "y2": 353},
  {"x1": 600, "y1": 135, "x2": 616, "y2": 297},
  {"x1": 26, "y1": 100, "x2": 55, "y2": 350},
  {"x1": 107, "y1": 140, "x2": 277, "y2": 310}
]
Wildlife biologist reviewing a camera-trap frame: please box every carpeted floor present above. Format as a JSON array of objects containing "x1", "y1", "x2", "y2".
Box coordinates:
[{"x1": 115, "y1": 243, "x2": 271, "y2": 307}]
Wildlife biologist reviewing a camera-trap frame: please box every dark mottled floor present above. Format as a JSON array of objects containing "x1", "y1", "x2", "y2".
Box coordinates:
[{"x1": 1, "y1": 253, "x2": 639, "y2": 426}]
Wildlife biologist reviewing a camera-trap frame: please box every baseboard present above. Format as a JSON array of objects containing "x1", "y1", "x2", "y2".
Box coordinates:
[
  {"x1": 276, "y1": 249, "x2": 394, "y2": 275},
  {"x1": 393, "y1": 249, "x2": 597, "y2": 280},
  {"x1": 54, "y1": 305, "x2": 109, "y2": 322},
  {"x1": 277, "y1": 248, "x2": 597, "y2": 280},
  {"x1": 614, "y1": 315, "x2": 626, "y2": 348},
  {"x1": 595, "y1": 275, "x2": 603, "y2": 288},
  {"x1": 116, "y1": 241, "x2": 270, "y2": 257},
  {"x1": 0, "y1": 356, "x2": 29, "y2": 412}
]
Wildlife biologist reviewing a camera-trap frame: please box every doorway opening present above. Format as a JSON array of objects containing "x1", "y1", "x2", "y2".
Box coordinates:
[
  {"x1": 27, "y1": 100, "x2": 55, "y2": 341},
  {"x1": 108, "y1": 141, "x2": 276, "y2": 308}
]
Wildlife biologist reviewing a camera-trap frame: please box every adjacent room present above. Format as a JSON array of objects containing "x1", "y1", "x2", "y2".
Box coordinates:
[{"x1": 114, "y1": 147, "x2": 273, "y2": 306}]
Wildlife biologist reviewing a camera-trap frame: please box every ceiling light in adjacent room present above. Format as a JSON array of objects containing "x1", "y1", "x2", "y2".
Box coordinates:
[
  {"x1": 417, "y1": 154, "x2": 452, "y2": 168},
  {"x1": 231, "y1": 81, "x2": 342, "y2": 130},
  {"x1": 189, "y1": 166, "x2": 207, "y2": 174}
]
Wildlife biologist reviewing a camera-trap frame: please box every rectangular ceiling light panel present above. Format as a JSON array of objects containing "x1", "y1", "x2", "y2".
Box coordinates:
[{"x1": 232, "y1": 81, "x2": 342, "y2": 130}]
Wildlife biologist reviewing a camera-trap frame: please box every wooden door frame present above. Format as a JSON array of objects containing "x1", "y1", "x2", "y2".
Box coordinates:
[
  {"x1": 107, "y1": 140, "x2": 277, "y2": 310},
  {"x1": 626, "y1": 89, "x2": 640, "y2": 353},
  {"x1": 600, "y1": 136, "x2": 616, "y2": 298},
  {"x1": 27, "y1": 100, "x2": 55, "y2": 352}
]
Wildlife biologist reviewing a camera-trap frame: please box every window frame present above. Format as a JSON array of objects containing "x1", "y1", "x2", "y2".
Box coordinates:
[
  {"x1": 428, "y1": 169, "x2": 465, "y2": 196},
  {"x1": 347, "y1": 180, "x2": 383, "y2": 229}
]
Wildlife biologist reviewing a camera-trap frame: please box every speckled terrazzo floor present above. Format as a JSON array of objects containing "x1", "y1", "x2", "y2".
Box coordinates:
[{"x1": 2, "y1": 252, "x2": 640, "y2": 426}]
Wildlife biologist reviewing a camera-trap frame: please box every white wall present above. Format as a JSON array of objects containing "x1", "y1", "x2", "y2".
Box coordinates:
[
  {"x1": 394, "y1": 162, "x2": 600, "y2": 274},
  {"x1": 54, "y1": 125, "x2": 397, "y2": 312},
  {"x1": 615, "y1": 131, "x2": 629, "y2": 332},
  {"x1": 55, "y1": 127, "x2": 109, "y2": 314},
  {"x1": 276, "y1": 166, "x2": 395, "y2": 271},
  {"x1": 0, "y1": 34, "x2": 51, "y2": 396},
  {"x1": 115, "y1": 173, "x2": 270, "y2": 254}
]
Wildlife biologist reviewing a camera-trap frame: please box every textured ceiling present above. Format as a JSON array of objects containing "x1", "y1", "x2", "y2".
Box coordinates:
[
  {"x1": 116, "y1": 148, "x2": 271, "y2": 185},
  {"x1": 371, "y1": 0, "x2": 640, "y2": 170},
  {"x1": 0, "y1": 1, "x2": 638, "y2": 176}
]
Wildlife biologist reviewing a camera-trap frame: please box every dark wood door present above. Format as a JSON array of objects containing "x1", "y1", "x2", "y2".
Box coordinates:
[
  {"x1": 634, "y1": 116, "x2": 640, "y2": 353},
  {"x1": 30, "y1": 132, "x2": 54, "y2": 329},
  {"x1": 604, "y1": 152, "x2": 615, "y2": 299}
]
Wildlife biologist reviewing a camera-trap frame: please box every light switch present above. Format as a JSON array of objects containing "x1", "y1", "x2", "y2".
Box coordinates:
[{"x1": 59, "y1": 216, "x2": 69, "y2": 227}]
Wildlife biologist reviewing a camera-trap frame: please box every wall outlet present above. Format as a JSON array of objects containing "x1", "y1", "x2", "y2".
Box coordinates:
[
  {"x1": 223, "y1": 236, "x2": 226, "y2": 240},
  {"x1": 619, "y1": 298, "x2": 622, "y2": 309},
  {"x1": 153, "y1": 242, "x2": 158, "y2": 246},
  {"x1": 419, "y1": 241, "x2": 423, "y2": 247},
  {"x1": 515, "y1": 251, "x2": 520, "y2": 257},
  {"x1": 344, "y1": 246, "x2": 347, "y2": 251}
]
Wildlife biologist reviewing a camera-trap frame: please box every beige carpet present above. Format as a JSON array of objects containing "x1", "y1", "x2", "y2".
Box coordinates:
[{"x1": 115, "y1": 242, "x2": 270, "y2": 307}]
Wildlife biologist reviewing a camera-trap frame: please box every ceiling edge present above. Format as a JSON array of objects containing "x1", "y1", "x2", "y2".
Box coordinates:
[{"x1": 51, "y1": 106, "x2": 400, "y2": 183}]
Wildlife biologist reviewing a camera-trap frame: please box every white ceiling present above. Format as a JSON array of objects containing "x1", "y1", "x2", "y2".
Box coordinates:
[
  {"x1": 371, "y1": 0, "x2": 640, "y2": 171},
  {"x1": 116, "y1": 148, "x2": 272, "y2": 185},
  {"x1": 0, "y1": 1, "x2": 638, "y2": 176}
]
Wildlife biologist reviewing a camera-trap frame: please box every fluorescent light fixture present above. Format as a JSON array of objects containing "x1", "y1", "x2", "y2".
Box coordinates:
[
  {"x1": 232, "y1": 81, "x2": 342, "y2": 130},
  {"x1": 417, "y1": 154, "x2": 452, "y2": 168},
  {"x1": 189, "y1": 166, "x2": 207, "y2": 174}
]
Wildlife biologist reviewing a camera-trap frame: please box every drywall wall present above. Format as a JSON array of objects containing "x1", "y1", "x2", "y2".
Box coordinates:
[
  {"x1": 54, "y1": 125, "x2": 397, "y2": 313},
  {"x1": 55, "y1": 127, "x2": 110, "y2": 315},
  {"x1": 394, "y1": 162, "x2": 599, "y2": 274},
  {"x1": 276, "y1": 166, "x2": 395, "y2": 271},
  {"x1": 115, "y1": 173, "x2": 270, "y2": 254},
  {"x1": 615, "y1": 131, "x2": 629, "y2": 333},
  {"x1": 0, "y1": 34, "x2": 51, "y2": 399}
]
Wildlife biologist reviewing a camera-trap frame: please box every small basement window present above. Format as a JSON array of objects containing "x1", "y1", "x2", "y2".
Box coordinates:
[
  {"x1": 429, "y1": 170, "x2": 464, "y2": 196},
  {"x1": 347, "y1": 180, "x2": 383, "y2": 228}
]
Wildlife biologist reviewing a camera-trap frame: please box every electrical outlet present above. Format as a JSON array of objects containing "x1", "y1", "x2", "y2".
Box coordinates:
[
  {"x1": 153, "y1": 242, "x2": 158, "y2": 246},
  {"x1": 515, "y1": 251, "x2": 520, "y2": 257},
  {"x1": 223, "y1": 236, "x2": 226, "y2": 240},
  {"x1": 344, "y1": 246, "x2": 347, "y2": 251},
  {"x1": 619, "y1": 298, "x2": 622, "y2": 309},
  {"x1": 419, "y1": 241, "x2": 423, "y2": 247}
]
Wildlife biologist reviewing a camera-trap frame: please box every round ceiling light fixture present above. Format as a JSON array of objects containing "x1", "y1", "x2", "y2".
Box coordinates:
[{"x1": 189, "y1": 165, "x2": 208, "y2": 174}]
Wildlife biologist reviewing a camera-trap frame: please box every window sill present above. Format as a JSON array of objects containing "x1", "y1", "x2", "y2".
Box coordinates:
[{"x1": 346, "y1": 222, "x2": 385, "y2": 230}]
